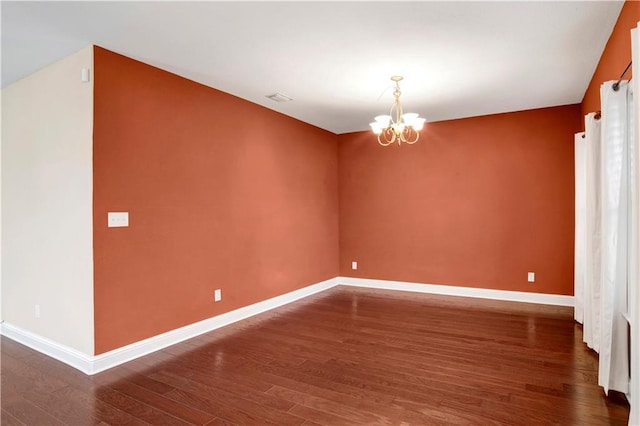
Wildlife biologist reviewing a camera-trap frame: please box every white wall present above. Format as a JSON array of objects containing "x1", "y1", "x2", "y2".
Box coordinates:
[
  {"x1": 1, "y1": 46, "x2": 94, "y2": 356},
  {"x1": 0, "y1": 3, "x2": 3, "y2": 324}
]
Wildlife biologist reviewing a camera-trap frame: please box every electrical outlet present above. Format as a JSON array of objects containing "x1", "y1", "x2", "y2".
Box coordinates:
[
  {"x1": 352, "y1": 261, "x2": 358, "y2": 270},
  {"x1": 214, "y1": 289, "x2": 222, "y2": 302},
  {"x1": 108, "y1": 212, "x2": 129, "y2": 227},
  {"x1": 35, "y1": 304, "x2": 41, "y2": 318},
  {"x1": 527, "y1": 272, "x2": 535, "y2": 283}
]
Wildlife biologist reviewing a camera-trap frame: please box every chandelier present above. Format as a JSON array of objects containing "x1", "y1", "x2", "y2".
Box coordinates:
[{"x1": 370, "y1": 76, "x2": 425, "y2": 146}]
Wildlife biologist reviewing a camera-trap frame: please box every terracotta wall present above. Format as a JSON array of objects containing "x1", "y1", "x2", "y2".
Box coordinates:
[
  {"x1": 93, "y1": 47, "x2": 339, "y2": 354},
  {"x1": 338, "y1": 105, "x2": 582, "y2": 295},
  {"x1": 92, "y1": 0, "x2": 634, "y2": 352},
  {"x1": 582, "y1": 0, "x2": 640, "y2": 116}
]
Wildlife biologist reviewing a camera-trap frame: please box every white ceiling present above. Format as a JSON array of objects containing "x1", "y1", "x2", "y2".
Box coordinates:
[{"x1": 1, "y1": 1, "x2": 624, "y2": 134}]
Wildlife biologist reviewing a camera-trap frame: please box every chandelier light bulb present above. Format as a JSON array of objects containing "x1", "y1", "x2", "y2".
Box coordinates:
[
  {"x1": 402, "y1": 113, "x2": 418, "y2": 126},
  {"x1": 370, "y1": 122, "x2": 384, "y2": 135},
  {"x1": 375, "y1": 115, "x2": 391, "y2": 126}
]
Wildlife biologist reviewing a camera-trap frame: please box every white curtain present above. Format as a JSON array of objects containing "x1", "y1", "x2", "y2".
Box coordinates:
[
  {"x1": 628, "y1": 24, "x2": 639, "y2": 426},
  {"x1": 583, "y1": 113, "x2": 603, "y2": 352},
  {"x1": 598, "y1": 80, "x2": 631, "y2": 395},
  {"x1": 576, "y1": 24, "x2": 639, "y2": 424},
  {"x1": 575, "y1": 132, "x2": 586, "y2": 324}
]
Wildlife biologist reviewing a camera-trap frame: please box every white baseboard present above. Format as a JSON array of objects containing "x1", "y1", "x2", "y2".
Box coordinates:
[
  {"x1": 0, "y1": 322, "x2": 95, "y2": 372},
  {"x1": 1, "y1": 277, "x2": 340, "y2": 375},
  {"x1": 1, "y1": 275, "x2": 573, "y2": 375},
  {"x1": 337, "y1": 276, "x2": 574, "y2": 307}
]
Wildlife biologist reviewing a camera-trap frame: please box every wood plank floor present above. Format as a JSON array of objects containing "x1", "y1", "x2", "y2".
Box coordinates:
[{"x1": 1, "y1": 286, "x2": 630, "y2": 425}]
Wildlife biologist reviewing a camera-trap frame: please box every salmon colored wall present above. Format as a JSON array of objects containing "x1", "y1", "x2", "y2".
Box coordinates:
[
  {"x1": 93, "y1": 47, "x2": 339, "y2": 354},
  {"x1": 582, "y1": 0, "x2": 640, "y2": 116},
  {"x1": 338, "y1": 105, "x2": 582, "y2": 295}
]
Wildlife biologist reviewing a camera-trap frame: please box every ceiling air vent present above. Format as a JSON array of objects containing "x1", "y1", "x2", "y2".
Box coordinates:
[{"x1": 266, "y1": 93, "x2": 293, "y2": 102}]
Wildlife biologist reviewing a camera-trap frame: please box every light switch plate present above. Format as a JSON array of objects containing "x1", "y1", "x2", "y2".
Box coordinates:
[
  {"x1": 527, "y1": 272, "x2": 535, "y2": 282},
  {"x1": 352, "y1": 261, "x2": 358, "y2": 270},
  {"x1": 108, "y1": 212, "x2": 129, "y2": 227}
]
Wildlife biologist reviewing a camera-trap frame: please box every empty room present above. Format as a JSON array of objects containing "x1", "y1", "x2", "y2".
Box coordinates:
[{"x1": 2, "y1": 1, "x2": 640, "y2": 425}]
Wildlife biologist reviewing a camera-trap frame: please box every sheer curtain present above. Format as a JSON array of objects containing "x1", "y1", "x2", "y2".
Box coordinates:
[{"x1": 598, "y1": 81, "x2": 631, "y2": 395}]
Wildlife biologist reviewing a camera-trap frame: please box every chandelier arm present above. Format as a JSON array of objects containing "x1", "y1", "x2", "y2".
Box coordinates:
[
  {"x1": 378, "y1": 129, "x2": 396, "y2": 146},
  {"x1": 389, "y1": 99, "x2": 399, "y2": 125},
  {"x1": 404, "y1": 132, "x2": 420, "y2": 144},
  {"x1": 401, "y1": 127, "x2": 419, "y2": 144}
]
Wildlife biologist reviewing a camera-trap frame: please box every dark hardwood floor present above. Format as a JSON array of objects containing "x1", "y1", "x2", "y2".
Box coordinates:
[{"x1": 1, "y1": 286, "x2": 630, "y2": 425}]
